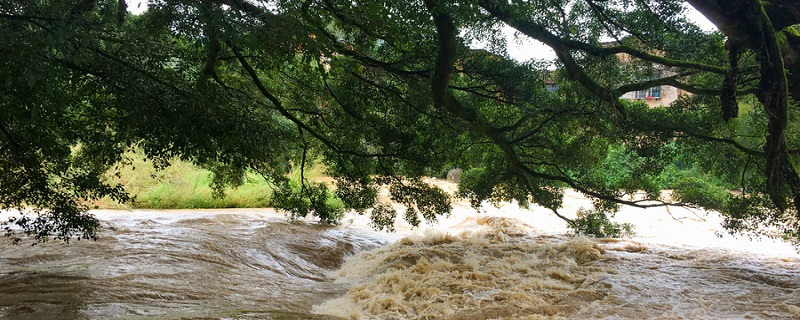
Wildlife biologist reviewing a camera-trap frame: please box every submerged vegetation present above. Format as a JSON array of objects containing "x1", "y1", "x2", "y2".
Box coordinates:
[
  {"x1": 1, "y1": 0, "x2": 800, "y2": 244},
  {"x1": 571, "y1": 209, "x2": 635, "y2": 238}
]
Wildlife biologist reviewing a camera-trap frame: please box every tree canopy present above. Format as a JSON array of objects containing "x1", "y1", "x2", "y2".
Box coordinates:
[{"x1": 2, "y1": 0, "x2": 800, "y2": 244}]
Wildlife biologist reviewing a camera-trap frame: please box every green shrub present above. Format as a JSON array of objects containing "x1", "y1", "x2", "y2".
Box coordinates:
[
  {"x1": 670, "y1": 176, "x2": 731, "y2": 211},
  {"x1": 569, "y1": 209, "x2": 635, "y2": 238}
]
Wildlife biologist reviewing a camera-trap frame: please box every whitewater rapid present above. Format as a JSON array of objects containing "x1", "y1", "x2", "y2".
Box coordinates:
[
  {"x1": 313, "y1": 193, "x2": 800, "y2": 319},
  {"x1": 0, "y1": 188, "x2": 798, "y2": 319}
]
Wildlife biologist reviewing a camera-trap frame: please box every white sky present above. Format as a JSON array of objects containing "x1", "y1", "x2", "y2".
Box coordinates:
[{"x1": 128, "y1": 0, "x2": 148, "y2": 14}]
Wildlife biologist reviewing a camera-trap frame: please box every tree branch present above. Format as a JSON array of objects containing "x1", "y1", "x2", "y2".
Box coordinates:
[
  {"x1": 229, "y1": 44, "x2": 402, "y2": 160},
  {"x1": 479, "y1": 0, "x2": 728, "y2": 74}
]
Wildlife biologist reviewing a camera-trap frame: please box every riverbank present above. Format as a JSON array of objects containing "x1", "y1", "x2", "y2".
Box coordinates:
[{"x1": 92, "y1": 156, "x2": 327, "y2": 210}]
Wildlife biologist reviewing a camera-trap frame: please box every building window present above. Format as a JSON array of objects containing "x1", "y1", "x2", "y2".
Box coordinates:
[{"x1": 634, "y1": 86, "x2": 662, "y2": 100}]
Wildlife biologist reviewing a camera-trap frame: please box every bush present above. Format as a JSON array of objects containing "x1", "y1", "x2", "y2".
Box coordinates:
[
  {"x1": 671, "y1": 176, "x2": 731, "y2": 211},
  {"x1": 569, "y1": 209, "x2": 635, "y2": 238}
]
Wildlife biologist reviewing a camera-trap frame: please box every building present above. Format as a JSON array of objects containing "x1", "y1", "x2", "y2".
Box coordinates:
[
  {"x1": 621, "y1": 83, "x2": 687, "y2": 107},
  {"x1": 615, "y1": 51, "x2": 689, "y2": 107}
]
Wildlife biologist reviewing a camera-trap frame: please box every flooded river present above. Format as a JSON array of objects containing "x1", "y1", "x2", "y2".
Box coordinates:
[
  {"x1": 0, "y1": 210, "x2": 389, "y2": 319},
  {"x1": 1, "y1": 190, "x2": 800, "y2": 319}
]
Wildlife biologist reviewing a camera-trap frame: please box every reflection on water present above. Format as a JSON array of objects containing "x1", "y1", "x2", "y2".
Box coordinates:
[{"x1": 1, "y1": 200, "x2": 800, "y2": 319}]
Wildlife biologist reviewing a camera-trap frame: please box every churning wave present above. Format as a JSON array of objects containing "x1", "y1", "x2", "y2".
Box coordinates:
[{"x1": 1, "y1": 203, "x2": 800, "y2": 319}]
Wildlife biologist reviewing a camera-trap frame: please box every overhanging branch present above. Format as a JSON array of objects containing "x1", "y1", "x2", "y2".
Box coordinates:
[{"x1": 479, "y1": 0, "x2": 728, "y2": 74}]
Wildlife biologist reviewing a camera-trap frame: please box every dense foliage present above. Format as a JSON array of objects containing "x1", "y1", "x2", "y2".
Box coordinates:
[{"x1": 1, "y1": 0, "x2": 799, "y2": 244}]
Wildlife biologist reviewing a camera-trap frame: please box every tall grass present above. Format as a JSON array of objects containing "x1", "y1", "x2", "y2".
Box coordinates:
[{"x1": 93, "y1": 154, "x2": 274, "y2": 209}]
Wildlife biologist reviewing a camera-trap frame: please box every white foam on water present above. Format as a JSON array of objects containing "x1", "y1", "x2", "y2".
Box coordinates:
[
  {"x1": 314, "y1": 217, "x2": 610, "y2": 319},
  {"x1": 313, "y1": 188, "x2": 800, "y2": 319}
]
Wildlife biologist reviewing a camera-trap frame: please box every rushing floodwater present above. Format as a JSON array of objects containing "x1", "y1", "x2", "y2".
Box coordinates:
[
  {"x1": 0, "y1": 209, "x2": 389, "y2": 319},
  {"x1": 1, "y1": 189, "x2": 800, "y2": 319}
]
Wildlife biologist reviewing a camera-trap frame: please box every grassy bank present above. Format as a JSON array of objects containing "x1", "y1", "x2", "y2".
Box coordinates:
[{"x1": 93, "y1": 155, "x2": 275, "y2": 209}]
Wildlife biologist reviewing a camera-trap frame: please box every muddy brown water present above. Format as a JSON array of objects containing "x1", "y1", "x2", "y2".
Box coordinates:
[
  {"x1": 1, "y1": 203, "x2": 799, "y2": 319},
  {"x1": 0, "y1": 210, "x2": 391, "y2": 319}
]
